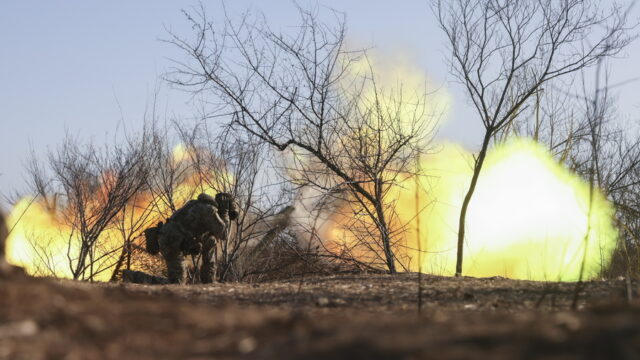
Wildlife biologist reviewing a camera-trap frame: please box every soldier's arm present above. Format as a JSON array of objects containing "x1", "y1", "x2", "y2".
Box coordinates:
[{"x1": 215, "y1": 192, "x2": 240, "y2": 221}]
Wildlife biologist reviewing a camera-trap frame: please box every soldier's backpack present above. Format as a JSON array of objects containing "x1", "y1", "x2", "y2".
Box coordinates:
[{"x1": 143, "y1": 222, "x2": 162, "y2": 255}]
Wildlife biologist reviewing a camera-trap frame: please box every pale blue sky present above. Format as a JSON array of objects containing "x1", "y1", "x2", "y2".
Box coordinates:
[{"x1": 1, "y1": 1, "x2": 639, "y2": 205}]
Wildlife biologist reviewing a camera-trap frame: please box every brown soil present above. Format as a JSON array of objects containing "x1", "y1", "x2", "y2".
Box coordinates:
[{"x1": 1, "y1": 271, "x2": 639, "y2": 359}]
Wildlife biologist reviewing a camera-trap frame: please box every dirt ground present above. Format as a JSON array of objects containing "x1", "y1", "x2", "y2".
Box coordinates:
[{"x1": 1, "y1": 270, "x2": 639, "y2": 359}]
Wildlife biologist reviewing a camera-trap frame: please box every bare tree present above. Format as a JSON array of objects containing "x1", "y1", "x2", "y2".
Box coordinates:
[
  {"x1": 496, "y1": 78, "x2": 593, "y2": 163},
  {"x1": 144, "y1": 121, "x2": 197, "y2": 218},
  {"x1": 109, "y1": 189, "x2": 158, "y2": 281},
  {"x1": 574, "y1": 64, "x2": 640, "y2": 281},
  {"x1": 27, "y1": 132, "x2": 150, "y2": 281},
  {"x1": 433, "y1": 0, "x2": 634, "y2": 276},
  {"x1": 166, "y1": 6, "x2": 438, "y2": 273}
]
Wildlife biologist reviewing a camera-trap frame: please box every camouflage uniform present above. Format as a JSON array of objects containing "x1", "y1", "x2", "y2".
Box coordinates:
[{"x1": 145, "y1": 193, "x2": 238, "y2": 284}]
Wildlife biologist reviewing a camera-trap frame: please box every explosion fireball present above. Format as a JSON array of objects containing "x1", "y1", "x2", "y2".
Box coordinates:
[
  {"x1": 325, "y1": 138, "x2": 617, "y2": 281},
  {"x1": 5, "y1": 141, "x2": 618, "y2": 282}
]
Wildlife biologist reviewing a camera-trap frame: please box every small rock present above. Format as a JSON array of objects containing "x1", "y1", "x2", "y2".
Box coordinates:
[
  {"x1": 432, "y1": 310, "x2": 449, "y2": 323},
  {"x1": 554, "y1": 312, "x2": 581, "y2": 331},
  {"x1": 487, "y1": 276, "x2": 506, "y2": 281},
  {"x1": 84, "y1": 316, "x2": 106, "y2": 332},
  {"x1": 316, "y1": 297, "x2": 330, "y2": 307},
  {"x1": 334, "y1": 298, "x2": 347, "y2": 306},
  {"x1": 0, "y1": 320, "x2": 39, "y2": 338},
  {"x1": 238, "y1": 337, "x2": 257, "y2": 354}
]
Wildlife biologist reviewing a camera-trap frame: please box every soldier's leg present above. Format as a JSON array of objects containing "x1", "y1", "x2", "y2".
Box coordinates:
[
  {"x1": 200, "y1": 235, "x2": 216, "y2": 283},
  {"x1": 158, "y1": 222, "x2": 187, "y2": 284},
  {"x1": 163, "y1": 251, "x2": 186, "y2": 284}
]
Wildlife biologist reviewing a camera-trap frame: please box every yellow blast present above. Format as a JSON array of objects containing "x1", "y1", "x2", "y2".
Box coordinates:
[
  {"x1": 5, "y1": 144, "x2": 227, "y2": 281},
  {"x1": 6, "y1": 199, "x2": 81, "y2": 278},
  {"x1": 4, "y1": 50, "x2": 618, "y2": 282},
  {"x1": 392, "y1": 138, "x2": 617, "y2": 281},
  {"x1": 325, "y1": 51, "x2": 616, "y2": 281}
]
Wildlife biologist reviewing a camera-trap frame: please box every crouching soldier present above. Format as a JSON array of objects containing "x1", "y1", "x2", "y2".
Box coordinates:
[{"x1": 144, "y1": 192, "x2": 238, "y2": 284}]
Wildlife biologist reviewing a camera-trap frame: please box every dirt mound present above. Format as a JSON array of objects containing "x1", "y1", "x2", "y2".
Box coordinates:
[{"x1": 1, "y1": 273, "x2": 639, "y2": 359}]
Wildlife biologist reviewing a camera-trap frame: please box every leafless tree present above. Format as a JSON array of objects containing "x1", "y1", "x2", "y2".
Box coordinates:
[
  {"x1": 27, "y1": 132, "x2": 150, "y2": 281},
  {"x1": 496, "y1": 78, "x2": 593, "y2": 163},
  {"x1": 166, "y1": 6, "x2": 438, "y2": 273},
  {"x1": 143, "y1": 121, "x2": 197, "y2": 218},
  {"x1": 433, "y1": 0, "x2": 635, "y2": 276},
  {"x1": 574, "y1": 64, "x2": 640, "y2": 282},
  {"x1": 109, "y1": 189, "x2": 159, "y2": 281}
]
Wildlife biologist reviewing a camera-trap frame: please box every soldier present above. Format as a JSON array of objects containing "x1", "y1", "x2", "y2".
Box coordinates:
[{"x1": 144, "y1": 192, "x2": 238, "y2": 284}]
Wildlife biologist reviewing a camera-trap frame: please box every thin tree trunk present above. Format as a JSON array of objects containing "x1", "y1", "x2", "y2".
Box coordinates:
[
  {"x1": 110, "y1": 251, "x2": 126, "y2": 282},
  {"x1": 372, "y1": 176, "x2": 397, "y2": 274},
  {"x1": 126, "y1": 240, "x2": 132, "y2": 270},
  {"x1": 73, "y1": 243, "x2": 88, "y2": 280},
  {"x1": 110, "y1": 241, "x2": 131, "y2": 282},
  {"x1": 375, "y1": 201, "x2": 396, "y2": 274},
  {"x1": 455, "y1": 131, "x2": 492, "y2": 277},
  {"x1": 415, "y1": 173, "x2": 423, "y2": 313}
]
